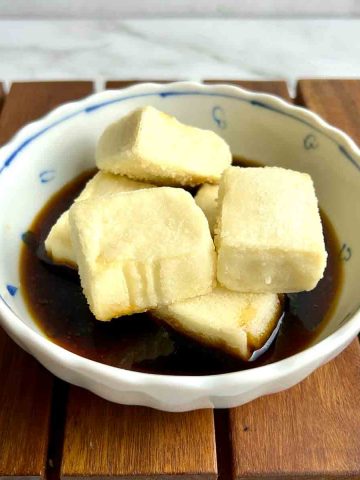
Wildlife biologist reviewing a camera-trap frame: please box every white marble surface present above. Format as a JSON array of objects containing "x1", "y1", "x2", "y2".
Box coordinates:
[
  {"x1": 1, "y1": 19, "x2": 360, "y2": 94},
  {"x1": 1, "y1": 0, "x2": 359, "y2": 18}
]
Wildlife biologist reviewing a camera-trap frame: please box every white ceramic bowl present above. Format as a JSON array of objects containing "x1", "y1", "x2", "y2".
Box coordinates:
[{"x1": 0, "y1": 82, "x2": 359, "y2": 412}]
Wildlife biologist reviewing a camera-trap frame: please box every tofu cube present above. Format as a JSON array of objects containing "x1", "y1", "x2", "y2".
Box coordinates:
[
  {"x1": 195, "y1": 183, "x2": 219, "y2": 236},
  {"x1": 215, "y1": 166, "x2": 327, "y2": 293},
  {"x1": 69, "y1": 187, "x2": 216, "y2": 321},
  {"x1": 96, "y1": 106, "x2": 232, "y2": 186},
  {"x1": 154, "y1": 287, "x2": 282, "y2": 360},
  {"x1": 45, "y1": 172, "x2": 154, "y2": 266}
]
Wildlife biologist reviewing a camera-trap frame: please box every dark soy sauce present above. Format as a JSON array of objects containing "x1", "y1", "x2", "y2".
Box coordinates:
[{"x1": 20, "y1": 159, "x2": 342, "y2": 375}]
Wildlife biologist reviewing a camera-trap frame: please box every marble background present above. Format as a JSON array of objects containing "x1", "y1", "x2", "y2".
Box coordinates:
[
  {"x1": 1, "y1": 19, "x2": 360, "y2": 94},
  {"x1": 1, "y1": 0, "x2": 359, "y2": 18}
]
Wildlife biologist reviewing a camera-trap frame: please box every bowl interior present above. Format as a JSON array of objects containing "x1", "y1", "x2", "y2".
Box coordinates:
[{"x1": 0, "y1": 84, "x2": 359, "y2": 354}]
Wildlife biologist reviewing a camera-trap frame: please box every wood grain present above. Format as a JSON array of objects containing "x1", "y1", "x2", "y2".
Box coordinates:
[
  {"x1": 0, "y1": 84, "x2": 4, "y2": 113},
  {"x1": 229, "y1": 79, "x2": 360, "y2": 480},
  {"x1": 107, "y1": 80, "x2": 292, "y2": 101},
  {"x1": 230, "y1": 342, "x2": 360, "y2": 480},
  {"x1": 204, "y1": 80, "x2": 291, "y2": 99},
  {"x1": 61, "y1": 79, "x2": 217, "y2": 480},
  {"x1": 0, "y1": 81, "x2": 93, "y2": 479},
  {"x1": 62, "y1": 388, "x2": 216, "y2": 480},
  {"x1": 0, "y1": 81, "x2": 93, "y2": 145},
  {"x1": 106, "y1": 80, "x2": 175, "y2": 89}
]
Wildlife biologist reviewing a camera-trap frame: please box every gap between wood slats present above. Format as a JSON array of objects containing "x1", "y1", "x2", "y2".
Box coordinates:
[{"x1": 45, "y1": 380, "x2": 69, "y2": 480}]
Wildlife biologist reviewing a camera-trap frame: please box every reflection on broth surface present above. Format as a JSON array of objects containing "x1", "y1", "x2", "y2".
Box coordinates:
[{"x1": 20, "y1": 158, "x2": 342, "y2": 375}]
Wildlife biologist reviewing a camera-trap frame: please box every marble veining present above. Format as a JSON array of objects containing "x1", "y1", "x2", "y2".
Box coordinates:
[
  {"x1": 0, "y1": 19, "x2": 359, "y2": 94},
  {"x1": 1, "y1": 1, "x2": 359, "y2": 19}
]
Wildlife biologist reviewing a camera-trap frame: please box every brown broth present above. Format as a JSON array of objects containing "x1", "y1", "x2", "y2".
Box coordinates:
[{"x1": 19, "y1": 160, "x2": 343, "y2": 375}]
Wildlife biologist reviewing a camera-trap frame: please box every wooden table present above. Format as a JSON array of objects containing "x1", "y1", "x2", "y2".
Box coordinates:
[{"x1": 0, "y1": 79, "x2": 360, "y2": 480}]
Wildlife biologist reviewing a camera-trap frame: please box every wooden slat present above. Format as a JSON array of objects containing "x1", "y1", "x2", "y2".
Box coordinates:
[
  {"x1": 0, "y1": 84, "x2": 4, "y2": 113},
  {"x1": 107, "y1": 80, "x2": 291, "y2": 100},
  {"x1": 61, "y1": 80, "x2": 217, "y2": 480},
  {"x1": 231, "y1": 342, "x2": 360, "y2": 479},
  {"x1": 62, "y1": 389, "x2": 216, "y2": 480},
  {"x1": 0, "y1": 81, "x2": 93, "y2": 479},
  {"x1": 229, "y1": 79, "x2": 360, "y2": 480},
  {"x1": 0, "y1": 82, "x2": 93, "y2": 145},
  {"x1": 106, "y1": 80, "x2": 141, "y2": 89},
  {"x1": 106, "y1": 80, "x2": 175, "y2": 89},
  {"x1": 204, "y1": 79, "x2": 291, "y2": 98}
]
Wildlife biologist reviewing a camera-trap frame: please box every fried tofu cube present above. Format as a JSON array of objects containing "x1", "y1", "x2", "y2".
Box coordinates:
[
  {"x1": 96, "y1": 106, "x2": 232, "y2": 186},
  {"x1": 154, "y1": 287, "x2": 282, "y2": 360},
  {"x1": 69, "y1": 187, "x2": 216, "y2": 321},
  {"x1": 215, "y1": 166, "x2": 327, "y2": 293},
  {"x1": 195, "y1": 184, "x2": 219, "y2": 236},
  {"x1": 45, "y1": 172, "x2": 154, "y2": 266}
]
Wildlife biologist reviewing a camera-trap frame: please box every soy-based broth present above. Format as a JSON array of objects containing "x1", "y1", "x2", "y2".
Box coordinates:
[{"x1": 19, "y1": 159, "x2": 342, "y2": 375}]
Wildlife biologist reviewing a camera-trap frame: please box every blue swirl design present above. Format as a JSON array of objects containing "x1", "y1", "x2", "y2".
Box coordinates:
[
  {"x1": 304, "y1": 134, "x2": 318, "y2": 150},
  {"x1": 39, "y1": 169, "x2": 56, "y2": 183},
  {"x1": 212, "y1": 106, "x2": 227, "y2": 129},
  {"x1": 6, "y1": 284, "x2": 18, "y2": 296},
  {"x1": 339, "y1": 243, "x2": 352, "y2": 262}
]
